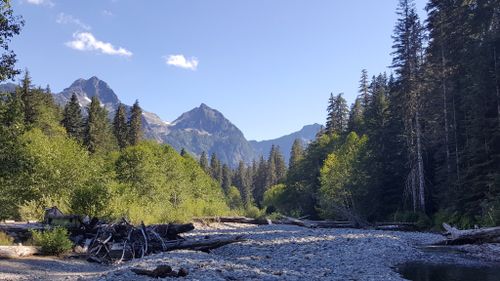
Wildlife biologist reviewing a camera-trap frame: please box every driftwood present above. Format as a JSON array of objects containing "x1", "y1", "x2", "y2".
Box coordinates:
[
  {"x1": 0, "y1": 246, "x2": 40, "y2": 259},
  {"x1": 0, "y1": 222, "x2": 44, "y2": 243},
  {"x1": 131, "y1": 265, "x2": 189, "y2": 278},
  {"x1": 194, "y1": 216, "x2": 272, "y2": 225},
  {"x1": 86, "y1": 219, "x2": 244, "y2": 263},
  {"x1": 434, "y1": 223, "x2": 500, "y2": 245}
]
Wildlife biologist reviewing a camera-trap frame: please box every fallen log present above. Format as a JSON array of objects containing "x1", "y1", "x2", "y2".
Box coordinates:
[
  {"x1": 131, "y1": 265, "x2": 189, "y2": 278},
  {"x1": 434, "y1": 223, "x2": 500, "y2": 245},
  {"x1": 0, "y1": 246, "x2": 40, "y2": 259},
  {"x1": 163, "y1": 235, "x2": 245, "y2": 253},
  {"x1": 194, "y1": 216, "x2": 271, "y2": 225}
]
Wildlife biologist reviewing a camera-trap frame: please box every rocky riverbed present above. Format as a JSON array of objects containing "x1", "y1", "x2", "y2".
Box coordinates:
[{"x1": 0, "y1": 223, "x2": 498, "y2": 281}]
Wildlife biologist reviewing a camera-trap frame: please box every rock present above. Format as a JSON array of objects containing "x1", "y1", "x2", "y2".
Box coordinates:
[{"x1": 177, "y1": 268, "x2": 189, "y2": 277}]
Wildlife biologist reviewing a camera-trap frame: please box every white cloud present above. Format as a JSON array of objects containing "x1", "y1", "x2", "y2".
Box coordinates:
[
  {"x1": 102, "y1": 10, "x2": 114, "y2": 17},
  {"x1": 25, "y1": 0, "x2": 54, "y2": 6},
  {"x1": 56, "y1": 13, "x2": 91, "y2": 30},
  {"x1": 66, "y1": 32, "x2": 132, "y2": 57},
  {"x1": 164, "y1": 55, "x2": 199, "y2": 70}
]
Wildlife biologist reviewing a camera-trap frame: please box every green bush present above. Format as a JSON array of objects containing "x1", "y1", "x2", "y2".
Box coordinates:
[
  {"x1": 244, "y1": 205, "x2": 265, "y2": 218},
  {"x1": 227, "y1": 186, "x2": 244, "y2": 211},
  {"x1": 31, "y1": 227, "x2": 73, "y2": 256},
  {"x1": 263, "y1": 184, "x2": 287, "y2": 212},
  {"x1": 0, "y1": 231, "x2": 14, "y2": 246}
]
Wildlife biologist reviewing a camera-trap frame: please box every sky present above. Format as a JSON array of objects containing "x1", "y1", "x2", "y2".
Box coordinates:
[{"x1": 10, "y1": 0, "x2": 427, "y2": 141}]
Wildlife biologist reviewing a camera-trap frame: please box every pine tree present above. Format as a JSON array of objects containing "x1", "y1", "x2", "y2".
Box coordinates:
[
  {"x1": 62, "y1": 93, "x2": 84, "y2": 140},
  {"x1": 128, "y1": 100, "x2": 142, "y2": 146},
  {"x1": 326, "y1": 93, "x2": 349, "y2": 135},
  {"x1": 210, "y1": 153, "x2": 223, "y2": 183},
  {"x1": 392, "y1": 0, "x2": 426, "y2": 212},
  {"x1": 289, "y1": 139, "x2": 304, "y2": 170},
  {"x1": 199, "y1": 151, "x2": 209, "y2": 174},
  {"x1": 234, "y1": 161, "x2": 252, "y2": 206},
  {"x1": 19, "y1": 70, "x2": 36, "y2": 126},
  {"x1": 84, "y1": 96, "x2": 115, "y2": 153},
  {"x1": 221, "y1": 164, "x2": 232, "y2": 194},
  {"x1": 359, "y1": 69, "x2": 371, "y2": 109},
  {"x1": 113, "y1": 103, "x2": 128, "y2": 149},
  {"x1": 348, "y1": 97, "x2": 364, "y2": 134},
  {"x1": 252, "y1": 156, "x2": 268, "y2": 206}
]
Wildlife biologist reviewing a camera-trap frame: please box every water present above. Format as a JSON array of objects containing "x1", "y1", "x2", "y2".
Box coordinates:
[{"x1": 397, "y1": 262, "x2": 500, "y2": 281}]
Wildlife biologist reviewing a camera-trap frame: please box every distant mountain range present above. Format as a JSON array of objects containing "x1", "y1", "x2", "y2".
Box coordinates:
[{"x1": 2, "y1": 77, "x2": 322, "y2": 167}]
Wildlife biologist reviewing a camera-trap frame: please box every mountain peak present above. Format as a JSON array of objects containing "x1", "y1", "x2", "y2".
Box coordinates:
[{"x1": 61, "y1": 76, "x2": 119, "y2": 106}]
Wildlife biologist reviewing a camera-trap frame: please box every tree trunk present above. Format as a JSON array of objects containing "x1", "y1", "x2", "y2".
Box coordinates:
[
  {"x1": 441, "y1": 46, "x2": 451, "y2": 175},
  {"x1": 416, "y1": 110, "x2": 425, "y2": 212}
]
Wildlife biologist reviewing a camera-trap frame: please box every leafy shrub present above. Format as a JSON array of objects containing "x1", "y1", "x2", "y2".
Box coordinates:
[
  {"x1": 70, "y1": 181, "x2": 110, "y2": 217},
  {"x1": 18, "y1": 200, "x2": 45, "y2": 222},
  {"x1": 31, "y1": 227, "x2": 73, "y2": 255},
  {"x1": 244, "y1": 205, "x2": 265, "y2": 218},
  {"x1": 263, "y1": 184, "x2": 287, "y2": 212},
  {"x1": 227, "y1": 186, "x2": 244, "y2": 211},
  {"x1": 0, "y1": 231, "x2": 14, "y2": 246}
]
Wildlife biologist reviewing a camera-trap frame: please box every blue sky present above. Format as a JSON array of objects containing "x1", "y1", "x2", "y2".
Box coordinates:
[{"x1": 11, "y1": 0, "x2": 427, "y2": 141}]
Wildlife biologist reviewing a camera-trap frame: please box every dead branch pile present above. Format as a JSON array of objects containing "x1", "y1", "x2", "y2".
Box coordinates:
[{"x1": 79, "y1": 219, "x2": 244, "y2": 264}]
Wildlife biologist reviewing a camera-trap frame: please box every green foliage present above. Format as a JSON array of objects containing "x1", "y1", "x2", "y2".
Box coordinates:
[
  {"x1": 0, "y1": 0, "x2": 23, "y2": 81},
  {"x1": 31, "y1": 227, "x2": 73, "y2": 256},
  {"x1": 127, "y1": 100, "x2": 142, "y2": 146},
  {"x1": 226, "y1": 186, "x2": 243, "y2": 211},
  {"x1": 61, "y1": 93, "x2": 83, "y2": 140},
  {"x1": 84, "y1": 96, "x2": 116, "y2": 154},
  {"x1": 113, "y1": 103, "x2": 128, "y2": 149},
  {"x1": 0, "y1": 231, "x2": 14, "y2": 246},
  {"x1": 111, "y1": 142, "x2": 229, "y2": 224},
  {"x1": 318, "y1": 132, "x2": 368, "y2": 219},
  {"x1": 244, "y1": 205, "x2": 265, "y2": 219},
  {"x1": 70, "y1": 181, "x2": 110, "y2": 218},
  {"x1": 262, "y1": 184, "x2": 288, "y2": 213}
]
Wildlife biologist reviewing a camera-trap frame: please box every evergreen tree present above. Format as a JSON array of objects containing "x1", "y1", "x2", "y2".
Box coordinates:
[
  {"x1": 61, "y1": 93, "x2": 84, "y2": 140},
  {"x1": 326, "y1": 93, "x2": 349, "y2": 135},
  {"x1": 347, "y1": 97, "x2": 364, "y2": 134},
  {"x1": 289, "y1": 139, "x2": 304, "y2": 170},
  {"x1": 391, "y1": 0, "x2": 426, "y2": 212},
  {"x1": 359, "y1": 69, "x2": 371, "y2": 108},
  {"x1": 127, "y1": 100, "x2": 142, "y2": 146},
  {"x1": 210, "y1": 153, "x2": 222, "y2": 183},
  {"x1": 199, "y1": 151, "x2": 209, "y2": 174},
  {"x1": 234, "y1": 161, "x2": 252, "y2": 206},
  {"x1": 252, "y1": 156, "x2": 268, "y2": 206},
  {"x1": 113, "y1": 103, "x2": 128, "y2": 149},
  {"x1": 19, "y1": 70, "x2": 36, "y2": 126},
  {"x1": 84, "y1": 96, "x2": 115, "y2": 153},
  {"x1": 221, "y1": 164, "x2": 232, "y2": 194}
]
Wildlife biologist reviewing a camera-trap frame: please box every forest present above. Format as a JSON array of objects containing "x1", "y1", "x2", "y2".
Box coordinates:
[{"x1": 0, "y1": 0, "x2": 499, "y2": 228}]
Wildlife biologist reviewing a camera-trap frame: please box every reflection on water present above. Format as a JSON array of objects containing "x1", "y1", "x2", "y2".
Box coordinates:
[{"x1": 397, "y1": 262, "x2": 500, "y2": 281}]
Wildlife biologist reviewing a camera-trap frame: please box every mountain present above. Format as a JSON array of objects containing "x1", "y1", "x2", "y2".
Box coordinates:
[
  {"x1": 162, "y1": 103, "x2": 255, "y2": 167},
  {"x1": 0, "y1": 77, "x2": 322, "y2": 167},
  {"x1": 250, "y1": 123, "x2": 322, "y2": 164},
  {"x1": 53, "y1": 77, "x2": 170, "y2": 142}
]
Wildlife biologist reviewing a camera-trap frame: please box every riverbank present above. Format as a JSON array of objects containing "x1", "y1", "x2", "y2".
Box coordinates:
[{"x1": 0, "y1": 223, "x2": 498, "y2": 281}]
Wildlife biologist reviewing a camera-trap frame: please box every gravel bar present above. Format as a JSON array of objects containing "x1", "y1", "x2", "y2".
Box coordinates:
[{"x1": 0, "y1": 223, "x2": 498, "y2": 281}]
